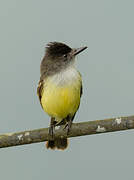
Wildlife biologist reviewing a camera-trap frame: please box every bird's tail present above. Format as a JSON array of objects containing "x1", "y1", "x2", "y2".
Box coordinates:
[{"x1": 46, "y1": 137, "x2": 68, "y2": 150}]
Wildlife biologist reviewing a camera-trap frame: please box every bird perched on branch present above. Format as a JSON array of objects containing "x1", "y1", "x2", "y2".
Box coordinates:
[{"x1": 37, "y1": 42, "x2": 87, "y2": 150}]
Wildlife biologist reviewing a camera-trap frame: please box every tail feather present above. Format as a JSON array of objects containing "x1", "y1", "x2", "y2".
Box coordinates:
[
  {"x1": 46, "y1": 140, "x2": 56, "y2": 150},
  {"x1": 46, "y1": 138, "x2": 68, "y2": 150}
]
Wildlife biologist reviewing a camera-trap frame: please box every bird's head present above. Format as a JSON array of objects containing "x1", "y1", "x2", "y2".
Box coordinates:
[
  {"x1": 45, "y1": 42, "x2": 87, "y2": 65},
  {"x1": 40, "y1": 42, "x2": 87, "y2": 77}
]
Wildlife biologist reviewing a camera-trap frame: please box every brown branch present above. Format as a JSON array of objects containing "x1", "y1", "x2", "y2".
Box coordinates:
[{"x1": 0, "y1": 115, "x2": 134, "y2": 148}]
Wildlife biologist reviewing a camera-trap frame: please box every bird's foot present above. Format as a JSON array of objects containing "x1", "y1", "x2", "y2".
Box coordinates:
[
  {"x1": 63, "y1": 120, "x2": 72, "y2": 135},
  {"x1": 49, "y1": 117, "x2": 56, "y2": 139},
  {"x1": 49, "y1": 126, "x2": 55, "y2": 138}
]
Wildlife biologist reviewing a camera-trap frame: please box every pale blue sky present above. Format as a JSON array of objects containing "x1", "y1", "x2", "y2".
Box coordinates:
[{"x1": 0, "y1": 0, "x2": 134, "y2": 179}]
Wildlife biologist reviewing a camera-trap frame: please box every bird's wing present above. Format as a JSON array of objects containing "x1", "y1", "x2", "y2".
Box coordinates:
[
  {"x1": 78, "y1": 72, "x2": 83, "y2": 98},
  {"x1": 80, "y1": 83, "x2": 83, "y2": 98},
  {"x1": 37, "y1": 80, "x2": 44, "y2": 109}
]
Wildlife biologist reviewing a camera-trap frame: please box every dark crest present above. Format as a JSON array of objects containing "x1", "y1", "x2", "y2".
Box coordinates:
[{"x1": 46, "y1": 42, "x2": 72, "y2": 57}]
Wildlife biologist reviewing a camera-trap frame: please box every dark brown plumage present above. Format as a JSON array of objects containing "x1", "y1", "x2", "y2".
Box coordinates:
[{"x1": 46, "y1": 42, "x2": 72, "y2": 58}]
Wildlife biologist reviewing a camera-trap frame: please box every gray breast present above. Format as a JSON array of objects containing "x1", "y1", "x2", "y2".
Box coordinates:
[{"x1": 48, "y1": 67, "x2": 81, "y2": 86}]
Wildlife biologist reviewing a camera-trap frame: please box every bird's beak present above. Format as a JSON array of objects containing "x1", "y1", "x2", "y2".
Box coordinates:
[{"x1": 73, "y1": 46, "x2": 87, "y2": 56}]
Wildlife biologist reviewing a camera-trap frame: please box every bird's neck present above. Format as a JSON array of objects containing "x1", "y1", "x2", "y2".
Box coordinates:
[{"x1": 46, "y1": 66, "x2": 80, "y2": 86}]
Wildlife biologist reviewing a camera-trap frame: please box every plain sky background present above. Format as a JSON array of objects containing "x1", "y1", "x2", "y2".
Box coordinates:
[{"x1": 0, "y1": 0, "x2": 134, "y2": 179}]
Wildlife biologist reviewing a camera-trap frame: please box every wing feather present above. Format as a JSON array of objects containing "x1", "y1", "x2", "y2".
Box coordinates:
[{"x1": 37, "y1": 80, "x2": 44, "y2": 108}]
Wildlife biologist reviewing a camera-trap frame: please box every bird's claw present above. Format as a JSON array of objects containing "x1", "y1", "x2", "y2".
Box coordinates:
[
  {"x1": 49, "y1": 126, "x2": 55, "y2": 138},
  {"x1": 63, "y1": 120, "x2": 72, "y2": 135}
]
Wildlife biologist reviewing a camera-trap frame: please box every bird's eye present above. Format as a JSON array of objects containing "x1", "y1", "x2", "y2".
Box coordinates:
[{"x1": 63, "y1": 54, "x2": 67, "y2": 58}]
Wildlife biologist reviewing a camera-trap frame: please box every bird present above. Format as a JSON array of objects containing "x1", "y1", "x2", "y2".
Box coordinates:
[{"x1": 37, "y1": 42, "x2": 87, "y2": 150}]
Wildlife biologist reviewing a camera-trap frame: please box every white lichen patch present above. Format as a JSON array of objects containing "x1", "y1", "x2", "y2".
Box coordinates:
[
  {"x1": 96, "y1": 125, "x2": 106, "y2": 132},
  {"x1": 25, "y1": 132, "x2": 30, "y2": 136},
  {"x1": 55, "y1": 126, "x2": 60, "y2": 130},
  {"x1": 18, "y1": 134, "x2": 23, "y2": 140},
  {"x1": 115, "y1": 117, "x2": 122, "y2": 125}
]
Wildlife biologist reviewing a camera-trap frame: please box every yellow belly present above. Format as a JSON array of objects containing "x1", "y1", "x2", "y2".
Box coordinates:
[{"x1": 41, "y1": 80, "x2": 81, "y2": 120}]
